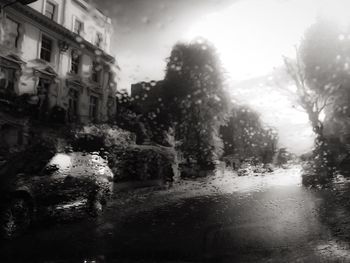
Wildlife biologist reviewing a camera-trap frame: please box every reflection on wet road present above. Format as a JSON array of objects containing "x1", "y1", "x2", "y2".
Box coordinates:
[{"x1": 1, "y1": 165, "x2": 350, "y2": 262}]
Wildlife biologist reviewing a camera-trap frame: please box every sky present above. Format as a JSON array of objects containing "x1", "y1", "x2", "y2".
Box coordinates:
[
  {"x1": 94, "y1": 0, "x2": 350, "y2": 154},
  {"x1": 96, "y1": 0, "x2": 235, "y2": 88}
]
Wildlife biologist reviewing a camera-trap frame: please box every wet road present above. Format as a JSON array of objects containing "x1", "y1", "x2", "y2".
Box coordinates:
[{"x1": 1, "y1": 165, "x2": 350, "y2": 262}]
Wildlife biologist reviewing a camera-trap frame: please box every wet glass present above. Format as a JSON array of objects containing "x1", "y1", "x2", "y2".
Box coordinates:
[{"x1": 1, "y1": 0, "x2": 350, "y2": 262}]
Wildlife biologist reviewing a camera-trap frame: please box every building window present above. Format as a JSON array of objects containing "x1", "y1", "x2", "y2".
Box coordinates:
[
  {"x1": 37, "y1": 78, "x2": 50, "y2": 94},
  {"x1": 68, "y1": 89, "x2": 79, "y2": 121},
  {"x1": 45, "y1": 1, "x2": 56, "y2": 20},
  {"x1": 95, "y1": 32, "x2": 103, "y2": 48},
  {"x1": 91, "y1": 61, "x2": 101, "y2": 83},
  {"x1": 40, "y1": 35, "x2": 53, "y2": 62},
  {"x1": 70, "y1": 50, "x2": 80, "y2": 74},
  {"x1": 107, "y1": 97, "x2": 115, "y2": 117},
  {"x1": 73, "y1": 19, "x2": 84, "y2": 35},
  {"x1": 5, "y1": 18, "x2": 20, "y2": 48},
  {"x1": 89, "y1": 95, "x2": 98, "y2": 120},
  {"x1": 37, "y1": 78, "x2": 50, "y2": 120},
  {"x1": 0, "y1": 68, "x2": 16, "y2": 95}
]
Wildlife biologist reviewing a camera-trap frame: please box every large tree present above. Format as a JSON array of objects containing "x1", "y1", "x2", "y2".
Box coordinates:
[
  {"x1": 162, "y1": 39, "x2": 230, "y2": 168},
  {"x1": 283, "y1": 18, "x2": 350, "y2": 184}
]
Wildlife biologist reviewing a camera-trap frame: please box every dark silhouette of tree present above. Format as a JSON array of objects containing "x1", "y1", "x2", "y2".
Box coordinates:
[
  {"x1": 284, "y1": 20, "x2": 343, "y2": 143},
  {"x1": 220, "y1": 105, "x2": 278, "y2": 164},
  {"x1": 115, "y1": 89, "x2": 151, "y2": 144},
  {"x1": 162, "y1": 38, "x2": 230, "y2": 168},
  {"x1": 274, "y1": 148, "x2": 289, "y2": 167},
  {"x1": 283, "y1": 19, "x2": 350, "y2": 184}
]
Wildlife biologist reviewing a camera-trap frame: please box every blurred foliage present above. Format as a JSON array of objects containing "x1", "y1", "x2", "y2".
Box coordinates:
[
  {"x1": 161, "y1": 39, "x2": 230, "y2": 168},
  {"x1": 115, "y1": 39, "x2": 230, "y2": 171},
  {"x1": 274, "y1": 148, "x2": 292, "y2": 167},
  {"x1": 108, "y1": 144, "x2": 178, "y2": 182},
  {"x1": 220, "y1": 105, "x2": 278, "y2": 164},
  {"x1": 285, "y1": 18, "x2": 350, "y2": 186},
  {"x1": 70, "y1": 124, "x2": 180, "y2": 182},
  {"x1": 71, "y1": 124, "x2": 135, "y2": 152},
  {"x1": 116, "y1": 89, "x2": 157, "y2": 145},
  {"x1": 300, "y1": 19, "x2": 350, "y2": 94},
  {"x1": 116, "y1": 39, "x2": 282, "y2": 172}
]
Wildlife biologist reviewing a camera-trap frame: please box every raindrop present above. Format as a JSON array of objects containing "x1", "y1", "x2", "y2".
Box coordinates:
[
  {"x1": 338, "y1": 34, "x2": 345, "y2": 41},
  {"x1": 141, "y1": 16, "x2": 150, "y2": 24}
]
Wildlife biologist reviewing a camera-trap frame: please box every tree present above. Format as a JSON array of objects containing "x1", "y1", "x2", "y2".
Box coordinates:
[
  {"x1": 283, "y1": 18, "x2": 350, "y2": 184},
  {"x1": 115, "y1": 89, "x2": 153, "y2": 144},
  {"x1": 220, "y1": 105, "x2": 278, "y2": 164},
  {"x1": 284, "y1": 20, "x2": 345, "y2": 142},
  {"x1": 162, "y1": 38, "x2": 230, "y2": 168},
  {"x1": 274, "y1": 148, "x2": 290, "y2": 167}
]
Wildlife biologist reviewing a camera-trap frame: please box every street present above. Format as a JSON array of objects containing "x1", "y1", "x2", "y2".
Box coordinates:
[{"x1": 1, "y1": 165, "x2": 350, "y2": 262}]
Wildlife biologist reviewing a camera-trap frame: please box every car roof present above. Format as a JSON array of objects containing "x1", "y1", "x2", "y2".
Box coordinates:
[{"x1": 48, "y1": 152, "x2": 110, "y2": 175}]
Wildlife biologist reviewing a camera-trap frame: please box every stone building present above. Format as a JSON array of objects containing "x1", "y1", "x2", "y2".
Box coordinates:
[{"x1": 0, "y1": 0, "x2": 117, "y2": 125}]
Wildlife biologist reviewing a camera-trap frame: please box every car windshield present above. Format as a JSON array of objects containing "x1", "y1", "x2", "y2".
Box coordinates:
[{"x1": 2, "y1": 0, "x2": 350, "y2": 262}]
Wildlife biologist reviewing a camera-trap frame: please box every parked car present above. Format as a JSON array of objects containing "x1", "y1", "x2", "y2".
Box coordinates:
[{"x1": 0, "y1": 143, "x2": 114, "y2": 239}]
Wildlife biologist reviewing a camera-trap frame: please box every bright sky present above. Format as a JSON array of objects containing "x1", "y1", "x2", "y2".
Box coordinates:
[
  {"x1": 98, "y1": 0, "x2": 350, "y2": 154},
  {"x1": 183, "y1": 0, "x2": 350, "y2": 154}
]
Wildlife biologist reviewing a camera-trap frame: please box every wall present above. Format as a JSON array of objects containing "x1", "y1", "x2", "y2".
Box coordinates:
[
  {"x1": 0, "y1": 0, "x2": 116, "y2": 124},
  {"x1": 28, "y1": 0, "x2": 112, "y2": 54}
]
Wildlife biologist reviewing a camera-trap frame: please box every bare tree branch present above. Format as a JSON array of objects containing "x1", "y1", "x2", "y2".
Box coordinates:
[{"x1": 317, "y1": 94, "x2": 333, "y2": 114}]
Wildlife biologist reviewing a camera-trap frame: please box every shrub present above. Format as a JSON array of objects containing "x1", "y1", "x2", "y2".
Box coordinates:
[
  {"x1": 72, "y1": 124, "x2": 135, "y2": 152},
  {"x1": 301, "y1": 146, "x2": 336, "y2": 187},
  {"x1": 108, "y1": 144, "x2": 178, "y2": 182}
]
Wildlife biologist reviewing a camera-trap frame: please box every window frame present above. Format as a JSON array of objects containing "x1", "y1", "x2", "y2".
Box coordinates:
[
  {"x1": 40, "y1": 34, "x2": 53, "y2": 62},
  {"x1": 91, "y1": 61, "x2": 101, "y2": 83},
  {"x1": 68, "y1": 88, "x2": 79, "y2": 121},
  {"x1": 44, "y1": 0, "x2": 57, "y2": 20},
  {"x1": 5, "y1": 17, "x2": 20, "y2": 49},
  {"x1": 0, "y1": 67, "x2": 16, "y2": 93},
  {"x1": 70, "y1": 49, "x2": 80, "y2": 74},
  {"x1": 95, "y1": 32, "x2": 103, "y2": 48},
  {"x1": 89, "y1": 95, "x2": 99, "y2": 120},
  {"x1": 73, "y1": 17, "x2": 84, "y2": 35}
]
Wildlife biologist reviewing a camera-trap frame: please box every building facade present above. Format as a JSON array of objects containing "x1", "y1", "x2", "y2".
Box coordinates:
[{"x1": 0, "y1": 0, "x2": 117, "y2": 125}]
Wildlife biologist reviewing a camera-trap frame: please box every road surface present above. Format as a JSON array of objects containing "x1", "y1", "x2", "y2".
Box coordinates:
[{"x1": 1, "y1": 165, "x2": 350, "y2": 262}]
